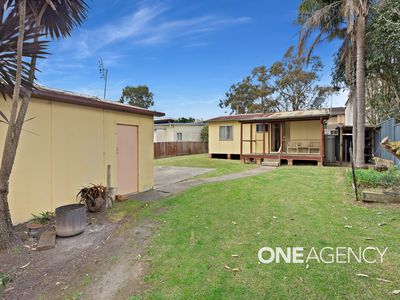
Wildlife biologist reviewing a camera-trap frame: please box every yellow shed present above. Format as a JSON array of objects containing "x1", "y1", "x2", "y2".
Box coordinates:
[{"x1": 0, "y1": 87, "x2": 164, "y2": 223}]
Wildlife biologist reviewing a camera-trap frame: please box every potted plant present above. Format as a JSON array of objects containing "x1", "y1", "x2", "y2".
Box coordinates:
[{"x1": 77, "y1": 184, "x2": 107, "y2": 212}]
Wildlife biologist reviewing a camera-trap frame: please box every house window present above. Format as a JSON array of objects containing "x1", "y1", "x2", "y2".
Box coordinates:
[
  {"x1": 177, "y1": 132, "x2": 183, "y2": 141},
  {"x1": 256, "y1": 124, "x2": 265, "y2": 133},
  {"x1": 219, "y1": 126, "x2": 233, "y2": 141}
]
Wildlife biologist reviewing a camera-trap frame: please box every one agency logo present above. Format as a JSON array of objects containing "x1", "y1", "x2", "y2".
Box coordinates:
[{"x1": 258, "y1": 246, "x2": 388, "y2": 264}]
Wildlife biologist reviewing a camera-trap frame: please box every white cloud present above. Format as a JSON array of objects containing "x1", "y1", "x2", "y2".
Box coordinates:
[{"x1": 57, "y1": 3, "x2": 251, "y2": 58}]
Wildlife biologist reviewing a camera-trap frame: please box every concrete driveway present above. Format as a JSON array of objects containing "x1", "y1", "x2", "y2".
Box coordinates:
[{"x1": 154, "y1": 166, "x2": 214, "y2": 189}]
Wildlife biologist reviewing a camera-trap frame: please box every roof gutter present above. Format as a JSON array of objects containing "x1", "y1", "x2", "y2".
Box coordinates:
[
  {"x1": 238, "y1": 115, "x2": 330, "y2": 123},
  {"x1": 33, "y1": 88, "x2": 165, "y2": 117}
]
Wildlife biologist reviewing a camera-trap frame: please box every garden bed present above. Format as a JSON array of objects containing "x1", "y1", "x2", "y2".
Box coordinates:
[{"x1": 347, "y1": 166, "x2": 400, "y2": 203}]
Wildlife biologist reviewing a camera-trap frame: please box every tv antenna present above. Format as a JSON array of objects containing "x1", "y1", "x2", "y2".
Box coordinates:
[
  {"x1": 311, "y1": 96, "x2": 325, "y2": 109},
  {"x1": 98, "y1": 58, "x2": 108, "y2": 99}
]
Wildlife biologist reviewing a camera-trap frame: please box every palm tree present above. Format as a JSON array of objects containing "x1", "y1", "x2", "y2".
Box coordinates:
[
  {"x1": 354, "y1": 0, "x2": 370, "y2": 167},
  {"x1": 0, "y1": 0, "x2": 88, "y2": 250},
  {"x1": 297, "y1": 0, "x2": 371, "y2": 167}
]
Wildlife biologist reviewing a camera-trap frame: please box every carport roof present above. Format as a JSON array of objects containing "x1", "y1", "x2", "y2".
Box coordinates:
[{"x1": 33, "y1": 86, "x2": 165, "y2": 117}]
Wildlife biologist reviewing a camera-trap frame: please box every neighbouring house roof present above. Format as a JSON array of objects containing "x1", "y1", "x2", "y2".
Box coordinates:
[
  {"x1": 155, "y1": 122, "x2": 207, "y2": 126},
  {"x1": 330, "y1": 107, "x2": 345, "y2": 116},
  {"x1": 33, "y1": 86, "x2": 165, "y2": 117},
  {"x1": 154, "y1": 118, "x2": 176, "y2": 124},
  {"x1": 208, "y1": 109, "x2": 333, "y2": 123}
]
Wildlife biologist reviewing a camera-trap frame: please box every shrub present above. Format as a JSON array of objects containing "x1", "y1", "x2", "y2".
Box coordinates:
[
  {"x1": 347, "y1": 166, "x2": 400, "y2": 190},
  {"x1": 30, "y1": 211, "x2": 55, "y2": 225}
]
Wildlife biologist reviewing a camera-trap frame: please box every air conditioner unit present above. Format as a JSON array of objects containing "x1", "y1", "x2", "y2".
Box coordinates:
[{"x1": 324, "y1": 129, "x2": 338, "y2": 135}]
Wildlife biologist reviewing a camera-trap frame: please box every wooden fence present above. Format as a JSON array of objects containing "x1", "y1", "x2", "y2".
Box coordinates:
[{"x1": 154, "y1": 142, "x2": 208, "y2": 159}]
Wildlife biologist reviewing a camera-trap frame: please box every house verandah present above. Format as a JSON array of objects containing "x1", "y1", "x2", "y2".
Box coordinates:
[{"x1": 239, "y1": 115, "x2": 328, "y2": 166}]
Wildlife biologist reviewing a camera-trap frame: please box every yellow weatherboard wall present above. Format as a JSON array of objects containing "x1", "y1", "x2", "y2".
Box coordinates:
[
  {"x1": 208, "y1": 119, "x2": 320, "y2": 155},
  {"x1": 0, "y1": 97, "x2": 155, "y2": 223},
  {"x1": 208, "y1": 121, "x2": 241, "y2": 154},
  {"x1": 287, "y1": 120, "x2": 320, "y2": 140}
]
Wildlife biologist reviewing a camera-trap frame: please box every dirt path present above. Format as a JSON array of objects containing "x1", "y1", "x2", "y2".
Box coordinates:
[{"x1": 76, "y1": 166, "x2": 276, "y2": 299}]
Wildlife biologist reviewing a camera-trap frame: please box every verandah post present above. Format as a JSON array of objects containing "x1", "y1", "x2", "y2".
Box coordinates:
[
  {"x1": 263, "y1": 122, "x2": 266, "y2": 155},
  {"x1": 319, "y1": 118, "x2": 325, "y2": 166},
  {"x1": 250, "y1": 123, "x2": 253, "y2": 154}
]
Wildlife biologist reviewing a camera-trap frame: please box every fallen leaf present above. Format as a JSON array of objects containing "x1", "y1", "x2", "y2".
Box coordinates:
[
  {"x1": 376, "y1": 278, "x2": 392, "y2": 283},
  {"x1": 272, "y1": 216, "x2": 278, "y2": 219},
  {"x1": 345, "y1": 225, "x2": 353, "y2": 229},
  {"x1": 392, "y1": 290, "x2": 400, "y2": 295},
  {"x1": 232, "y1": 268, "x2": 240, "y2": 272},
  {"x1": 356, "y1": 273, "x2": 369, "y2": 278},
  {"x1": 224, "y1": 264, "x2": 231, "y2": 270},
  {"x1": 19, "y1": 262, "x2": 30, "y2": 269},
  {"x1": 231, "y1": 254, "x2": 239, "y2": 257},
  {"x1": 365, "y1": 237, "x2": 373, "y2": 240},
  {"x1": 378, "y1": 222, "x2": 387, "y2": 226},
  {"x1": 232, "y1": 221, "x2": 237, "y2": 225},
  {"x1": 190, "y1": 230, "x2": 195, "y2": 246}
]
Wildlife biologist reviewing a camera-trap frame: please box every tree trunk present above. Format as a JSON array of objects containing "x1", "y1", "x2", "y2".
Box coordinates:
[
  {"x1": 351, "y1": 88, "x2": 357, "y2": 161},
  {"x1": 355, "y1": 13, "x2": 366, "y2": 167},
  {"x1": 0, "y1": 0, "x2": 26, "y2": 250}
]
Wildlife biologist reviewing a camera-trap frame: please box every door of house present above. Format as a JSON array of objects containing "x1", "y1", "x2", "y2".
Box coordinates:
[
  {"x1": 271, "y1": 123, "x2": 283, "y2": 152},
  {"x1": 117, "y1": 124, "x2": 138, "y2": 195}
]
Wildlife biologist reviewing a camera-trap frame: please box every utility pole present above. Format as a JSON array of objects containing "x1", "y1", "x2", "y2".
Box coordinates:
[{"x1": 98, "y1": 58, "x2": 108, "y2": 99}]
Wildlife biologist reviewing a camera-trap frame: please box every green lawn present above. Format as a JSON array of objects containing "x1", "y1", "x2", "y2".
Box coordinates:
[
  {"x1": 155, "y1": 154, "x2": 257, "y2": 178},
  {"x1": 140, "y1": 167, "x2": 400, "y2": 299}
]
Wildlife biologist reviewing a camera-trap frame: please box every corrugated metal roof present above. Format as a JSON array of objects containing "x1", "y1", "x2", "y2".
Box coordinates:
[
  {"x1": 207, "y1": 113, "x2": 273, "y2": 122},
  {"x1": 154, "y1": 122, "x2": 207, "y2": 126},
  {"x1": 33, "y1": 86, "x2": 165, "y2": 117},
  {"x1": 208, "y1": 109, "x2": 331, "y2": 122}
]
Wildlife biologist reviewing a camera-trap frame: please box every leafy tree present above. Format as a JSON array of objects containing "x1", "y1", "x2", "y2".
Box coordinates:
[
  {"x1": 175, "y1": 117, "x2": 195, "y2": 123},
  {"x1": 270, "y1": 46, "x2": 333, "y2": 111},
  {"x1": 331, "y1": 0, "x2": 400, "y2": 125},
  {"x1": 119, "y1": 85, "x2": 154, "y2": 109},
  {"x1": 219, "y1": 46, "x2": 332, "y2": 114},
  {"x1": 0, "y1": 0, "x2": 88, "y2": 250},
  {"x1": 200, "y1": 125, "x2": 208, "y2": 143},
  {"x1": 219, "y1": 76, "x2": 263, "y2": 114},
  {"x1": 365, "y1": 0, "x2": 400, "y2": 124}
]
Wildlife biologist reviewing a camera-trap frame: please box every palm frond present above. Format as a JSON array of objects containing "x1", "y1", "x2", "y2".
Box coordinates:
[
  {"x1": 298, "y1": 0, "x2": 346, "y2": 62},
  {"x1": 0, "y1": 4, "x2": 48, "y2": 96},
  {"x1": 27, "y1": 0, "x2": 88, "y2": 38}
]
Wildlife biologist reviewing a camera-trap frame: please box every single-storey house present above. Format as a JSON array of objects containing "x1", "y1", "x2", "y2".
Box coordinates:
[
  {"x1": 154, "y1": 119, "x2": 206, "y2": 142},
  {"x1": 208, "y1": 108, "x2": 348, "y2": 166},
  {"x1": 0, "y1": 87, "x2": 164, "y2": 223}
]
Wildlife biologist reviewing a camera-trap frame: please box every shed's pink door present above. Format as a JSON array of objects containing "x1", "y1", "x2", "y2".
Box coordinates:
[{"x1": 117, "y1": 124, "x2": 138, "y2": 194}]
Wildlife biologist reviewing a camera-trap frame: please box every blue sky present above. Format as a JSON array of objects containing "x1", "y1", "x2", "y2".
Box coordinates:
[{"x1": 37, "y1": 0, "x2": 348, "y2": 119}]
